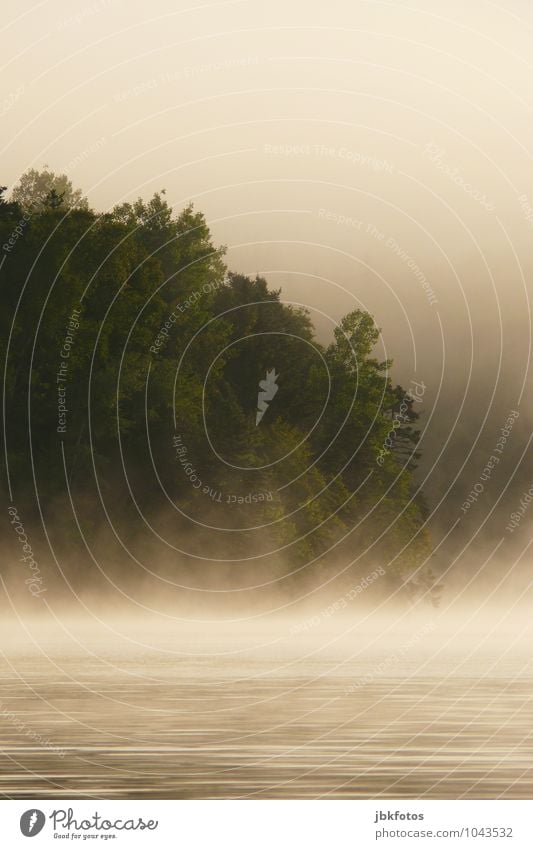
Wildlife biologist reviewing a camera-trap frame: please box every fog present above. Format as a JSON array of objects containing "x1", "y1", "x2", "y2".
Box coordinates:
[
  {"x1": 4, "y1": 1, "x2": 532, "y2": 584},
  {"x1": 1, "y1": 608, "x2": 532, "y2": 798},
  {"x1": 1, "y1": 0, "x2": 533, "y2": 800}
]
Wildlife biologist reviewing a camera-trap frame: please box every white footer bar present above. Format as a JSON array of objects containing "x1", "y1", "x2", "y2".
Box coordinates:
[{"x1": 3, "y1": 799, "x2": 532, "y2": 848}]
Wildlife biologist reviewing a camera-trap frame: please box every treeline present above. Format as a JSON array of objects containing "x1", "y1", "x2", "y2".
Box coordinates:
[{"x1": 0, "y1": 170, "x2": 435, "y2": 601}]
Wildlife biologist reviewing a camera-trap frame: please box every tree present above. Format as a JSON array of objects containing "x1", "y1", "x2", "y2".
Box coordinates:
[
  {"x1": 10, "y1": 167, "x2": 89, "y2": 212},
  {"x1": 0, "y1": 180, "x2": 434, "y2": 599},
  {"x1": 0, "y1": 185, "x2": 21, "y2": 218}
]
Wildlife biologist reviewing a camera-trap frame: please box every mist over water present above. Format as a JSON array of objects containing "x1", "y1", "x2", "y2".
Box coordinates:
[
  {"x1": 2, "y1": 0, "x2": 533, "y2": 803},
  {"x1": 1, "y1": 607, "x2": 532, "y2": 799}
]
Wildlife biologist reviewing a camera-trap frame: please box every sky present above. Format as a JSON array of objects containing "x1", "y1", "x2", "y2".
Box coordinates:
[{"x1": 2, "y1": 0, "x2": 533, "y2": 574}]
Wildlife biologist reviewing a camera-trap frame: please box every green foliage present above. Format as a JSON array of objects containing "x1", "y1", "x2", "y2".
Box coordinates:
[
  {"x1": 10, "y1": 166, "x2": 89, "y2": 212},
  {"x1": 1, "y1": 175, "x2": 433, "y2": 597}
]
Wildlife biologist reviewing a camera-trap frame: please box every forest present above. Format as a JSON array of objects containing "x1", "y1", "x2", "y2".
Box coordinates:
[{"x1": 1, "y1": 169, "x2": 434, "y2": 602}]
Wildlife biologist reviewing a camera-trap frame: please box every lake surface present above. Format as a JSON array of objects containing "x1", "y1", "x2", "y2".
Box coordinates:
[{"x1": 1, "y1": 614, "x2": 532, "y2": 798}]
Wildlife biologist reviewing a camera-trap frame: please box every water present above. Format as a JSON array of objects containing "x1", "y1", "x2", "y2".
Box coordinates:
[{"x1": 1, "y1": 613, "x2": 532, "y2": 798}]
